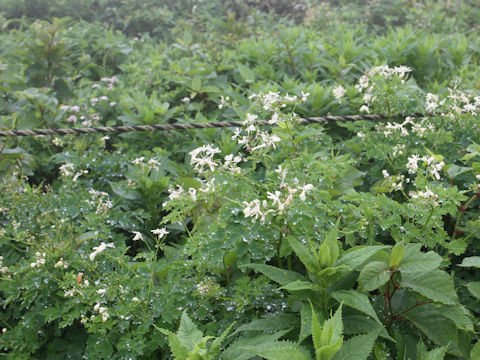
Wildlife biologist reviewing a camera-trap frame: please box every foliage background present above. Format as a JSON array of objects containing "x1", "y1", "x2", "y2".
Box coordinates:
[{"x1": 1, "y1": 0, "x2": 480, "y2": 359}]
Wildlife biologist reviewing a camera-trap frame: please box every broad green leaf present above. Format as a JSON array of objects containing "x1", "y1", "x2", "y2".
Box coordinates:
[
  {"x1": 458, "y1": 256, "x2": 480, "y2": 268},
  {"x1": 390, "y1": 241, "x2": 405, "y2": 267},
  {"x1": 466, "y1": 281, "x2": 480, "y2": 299},
  {"x1": 223, "y1": 331, "x2": 293, "y2": 360},
  {"x1": 158, "y1": 328, "x2": 189, "y2": 359},
  {"x1": 403, "y1": 305, "x2": 463, "y2": 356},
  {"x1": 398, "y1": 244, "x2": 442, "y2": 274},
  {"x1": 418, "y1": 345, "x2": 447, "y2": 360},
  {"x1": 335, "y1": 246, "x2": 389, "y2": 270},
  {"x1": 299, "y1": 304, "x2": 314, "y2": 344},
  {"x1": 471, "y1": 341, "x2": 480, "y2": 359},
  {"x1": 191, "y1": 77, "x2": 202, "y2": 92},
  {"x1": 235, "y1": 314, "x2": 297, "y2": 333},
  {"x1": 242, "y1": 340, "x2": 313, "y2": 360},
  {"x1": 177, "y1": 311, "x2": 203, "y2": 351},
  {"x1": 288, "y1": 236, "x2": 319, "y2": 274},
  {"x1": 331, "y1": 328, "x2": 382, "y2": 360},
  {"x1": 440, "y1": 306, "x2": 474, "y2": 332},
  {"x1": 280, "y1": 280, "x2": 315, "y2": 291},
  {"x1": 331, "y1": 290, "x2": 380, "y2": 323},
  {"x1": 241, "y1": 264, "x2": 306, "y2": 286},
  {"x1": 237, "y1": 64, "x2": 255, "y2": 83},
  {"x1": 358, "y1": 261, "x2": 390, "y2": 292},
  {"x1": 400, "y1": 271, "x2": 459, "y2": 305}
]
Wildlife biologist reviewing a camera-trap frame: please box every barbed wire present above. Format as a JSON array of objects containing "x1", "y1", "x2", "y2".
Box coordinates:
[{"x1": 0, "y1": 112, "x2": 427, "y2": 137}]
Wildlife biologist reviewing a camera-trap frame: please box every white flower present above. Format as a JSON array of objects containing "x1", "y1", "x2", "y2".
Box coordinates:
[
  {"x1": 168, "y1": 184, "x2": 184, "y2": 200},
  {"x1": 151, "y1": 228, "x2": 169, "y2": 238},
  {"x1": 132, "y1": 297, "x2": 140, "y2": 302},
  {"x1": 301, "y1": 91, "x2": 310, "y2": 102},
  {"x1": 267, "y1": 191, "x2": 285, "y2": 212},
  {"x1": 242, "y1": 199, "x2": 263, "y2": 221},
  {"x1": 89, "y1": 242, "x2": 115, "y2": 261},
  {"x1": 67, "y1": 115, "x2": 78, "y2": 123},
  {"x1": 298, "y1": 184, "x2": 314, "y2": 201},
  {"x1": 333, "y1": 85, "x2": 346, "y2": 100},
  {"x1": 359, "y1": 105, "x2": 370, "y2": 113},
  {"x1": 96, "y1": 289, "x2": 107, "y2": 295},
  {"x1": 382, "y1": 170, "x2": 390, "y2": 179},
  {"x1": 406, "y1": 155, "x2": 420, "y2": 174},
  {"x1": 182, "y1": 97, "x2": 190, "y2": 103},
  {"x1": 132, "y1": 231, "x2": 144, "y2": 241}
]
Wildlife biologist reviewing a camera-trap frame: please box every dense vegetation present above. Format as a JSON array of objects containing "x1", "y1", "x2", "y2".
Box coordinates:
[{"x1": 1, "y1": 0, "x2": 480, "y2": 358}]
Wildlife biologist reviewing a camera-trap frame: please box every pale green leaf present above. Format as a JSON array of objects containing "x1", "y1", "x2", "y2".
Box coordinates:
[
  {"x1": 235, "y1": 313, "x2": 297, "y2": 333},
  {"x1": 400, "y1": 271, "x2": 459, "y2": 305},
  {"x1": 280, "y1": 280, "x2": 315, "y2": 291},
  {"x1": 390, "y1": 241, "x2": 405, "y2": 267},
  {"x1": 335, "y1": 246, "x2": 389, "y2": 270},
  {"x1": 398, "y1": 244, "x2": 442, "y2": 274},
  {"x1": 223, "y1": 331, "x2": 292, "y2": 360},
  {"x1": 331, "y1": 328, "x2": 381, "y2": 360},
  {"x1": 177, "y1": 311, "x2": 203, "y2": 351},
  {"x1": 191, "y1": 77, "x2": 201, "y2": 92},
  {"x1": 458, "y1": 256, "x2": 480, "y2": 268},
  {"x1": 288, "y1": 236, "x2": 319, "y2": 274},
  {"x1": 158, "y1": 328, "x2": 190, "y2": 359},
  {"x1": 471, "y1": 341, "x2": 480, "y2": 359},
  {"x1": 241, "y1": 264, "x2": 306, "y2": 286},
  {"x1": 331, "y1": 290, "x2": 380, "y2": 323},
  {"x1": 466, "y1": 281, "x2": 480, "y2": 299},
  {"x1": 242, "y1": 340, "x2": 313, "y2": 360},
  {"x1": 237, "y1": 64, "x2": 255, "y2": 83},
  {"x1": 358, "y1": 261, "x2": 390, "y2": 292}
]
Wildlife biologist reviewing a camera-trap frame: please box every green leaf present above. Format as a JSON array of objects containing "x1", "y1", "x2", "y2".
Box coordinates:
[
  {"x1": 471, "y1": 341, "x2": 480, "y2": 360},
  {"x1": 331, "y1": 328, "x2": 382, "y2": 360},
  {"x1": 288, "y1": 236, "x2": 319, "y2": 274},
  {"x1": 403, "y1": 305, "x2": 462, "y2": 356},
  {"x1": 390, "y1": 241, "x2": 405, "y2": 267},
  {"x1": 177, "y1": 310, "x2": 203, "y2": 351},
  {"x1": 191, "y1": 77, "x2": 202, "y2": 92},
  {"x1": 223, "y1": 331, "x2": 292, "y2": 360},
  {"x1": 235, "y1": 314, "x2": 297, "y2": 333},
  {"x1": 237, "y1": 64, "x2": 255, "y2": 83},
  {"x1": 358, "y1": 261, "x2": 390, "y2": 292},
  {"x1": 440, "y1": 306, "x2": 474, "y2": 332},
  {"x1": 331, "y1": 290, "x2": 380, "y2": 324},
  {"x1": 312, "y1": 304, "x2": 343, "y2": 360},
  {"x1": 458, "y1": 256, "x2": 480, "y2": 268},
  {"x1": 466, "y1": 281, "x2": 480, "y2": 299},
  {"x1": 158, "y1": 328, "x2": 189, "y2": 359},
  {"x1": 400, "y1": 270, "x2": 459, "y2": 305},
  {"x1": 242, "y1": 340, "x2": 313, "y2": 360},
  {"x1": 299, "y1": 304, "x2": 314, "y2": 344},
  {"x1": 209, "y1": 322, "x2": 235, "y2": 356},
  {"x1": 335, "y1": 246, "x2": 389, "y2": 270},
  {"x1": 280, "y1": 280, "x2": 315, "y2": 291},
  {"x1": 241, "y1": 264, "x2": 306, "y2": 286},
  {"x1": 398, "y1": 244, "x2": 442, "y2": 274}
]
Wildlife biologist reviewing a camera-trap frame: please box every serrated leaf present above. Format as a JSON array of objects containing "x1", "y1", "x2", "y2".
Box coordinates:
[
  {"x1": 235, "y1": 313, "x2": 297, "y2": 333},
  {"x1": 403, "y1": 305, "x2": 463, "y2": 357},
  {"x1": 177, "y1": 311, "x2": 203, "y2": 351},
  {"x1": 331, "y1": 290, "x2": 380, "y2": 324},
  {"x1": 398, "y1": 244, "x2": 442, "y2": 274},
  {"x1": 335, "y1": 246, "x2": 389, "y2": 270},
  {"x1": 158, "y1": 328, "x2": 189, "y2": 359},
  {"x1": 242, "y1": 340, "x2": 313, "y2": 360},
  {"x1": 299, "y1": 304, "x2": 314, "y2": 344},
  {"x1": 241, "y1": 264, "x2": 306, "y2": 285},
  {"x1": 419, "y1": 345, "x2": 447, "y2": 360},
  {"x1": 400, "y1": 271, "x2": 459, "y2": 305},
  {"x1": 458, "y1": 256, "x2": 480, "y2": 268},
  {"x1": 237, "y1": 64, "x2": 255, "y2": 83},
  {"x1": 440, "y1": 306, "x2": 474, "y2": 332},
  {"x1": 358, "y1": 261, "x2": 390, "y2": 291},
  {"x1": 209, "y1": 322, "x2": 235, "y2": 356},
  {"x1": 312, "y1": 304, "x2": 343, "y2": 360},
  {"x1": 331, "y1": 328, "x2": 381, "y2": 360},
  {"x1": 466, "y1": 281, "x2": 480, "y2": 299},
  {"x1": 223, "y1": 330, "x2": 292, "y2": 360},
  {"x1": 288, "y1": 236, "x2": 319, "y2": 274},
  {"x1": 390, "y1": 241, "x2": 405, "y2": 267}
]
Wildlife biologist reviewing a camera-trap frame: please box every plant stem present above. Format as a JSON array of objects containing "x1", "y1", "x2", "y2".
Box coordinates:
[{"x1": 452, "y1": 193, "x2": 479, "y2": 240}]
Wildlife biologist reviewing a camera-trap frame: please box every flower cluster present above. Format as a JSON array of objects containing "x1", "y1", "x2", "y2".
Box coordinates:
[
  {"x1": 0, "y1": 256, "x2": 8, "y2": 275},
  {"x1": 89, "y1": 242, "x2": 115, "y2": 261},
  {"x1": 87, "y1": 189, "x2": 113, "y2": 214},
  {"x1": 93, "y1": 303, "x2": 110, "y2": 322},
  {"x1": 132, "y1": 156, "x2": 161, "y2": 172},
  {"x1": 189, "y1": 144, "x2": 221, "y2": 174},
  {"x1": 196, "y1": 277, "x2": 221, "y2": 297},
  {"x1": 30, "y1": 252, "x2": 46, "y2": 268},
  {"x1": 409, "y1": 187, "x2": 439, "y2": 206},
  {"x1": 54, "y1": 258, "x2": 69, "y2": 269},
  {"x1": 406, "y1": 155, "x2": 444, "y2": 180}
]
